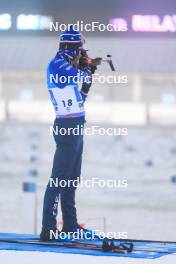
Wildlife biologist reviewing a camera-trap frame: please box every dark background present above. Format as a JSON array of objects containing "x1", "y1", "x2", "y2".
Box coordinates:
[{"x1": 0, "y1": 0, "x2": 176, "y2": 37}]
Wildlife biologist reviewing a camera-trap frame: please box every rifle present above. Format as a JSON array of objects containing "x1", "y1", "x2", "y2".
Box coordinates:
[{"x1": 79, "y1": 49, "x2": 115, "y2": 72}]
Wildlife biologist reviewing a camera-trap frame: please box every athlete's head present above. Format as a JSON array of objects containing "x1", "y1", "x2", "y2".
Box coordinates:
[{"x1": 59, "y1": 25, "x2": 85, "y2": 61}]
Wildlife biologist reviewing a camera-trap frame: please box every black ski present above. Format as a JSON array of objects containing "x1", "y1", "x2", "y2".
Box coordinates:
[
  {"x1": 1, "y1": 237, "x2": 176, "y2": 255},
  {"x1": 0, "y1": 238, "x2": 133, "y2": 254}
]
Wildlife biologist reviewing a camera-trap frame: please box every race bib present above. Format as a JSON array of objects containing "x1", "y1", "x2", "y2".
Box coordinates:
[{"x1": 49, "y1": 85, "x2": 84, "y2": 117}]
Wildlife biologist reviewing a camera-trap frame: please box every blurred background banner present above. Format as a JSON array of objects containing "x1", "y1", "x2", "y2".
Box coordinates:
[{"x1": 0, "y1": 0, "x2": 176, "y2": 241}]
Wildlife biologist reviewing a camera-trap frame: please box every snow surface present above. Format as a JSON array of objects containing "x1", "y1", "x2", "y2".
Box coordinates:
[{"x1": 0, "y1": 250, "x2": 175, "y2": 264}]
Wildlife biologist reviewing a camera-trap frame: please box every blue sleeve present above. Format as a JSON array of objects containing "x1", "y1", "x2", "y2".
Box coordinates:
[
  {"x1": 80, "y1": 68, "x2": 92, "y2": 101},
  {"x1": 49, "y1": 58, "x2": 91, "y2": 87},
  {"x1": 48, "y1": 56, "x2": 92, "y2": 101}
]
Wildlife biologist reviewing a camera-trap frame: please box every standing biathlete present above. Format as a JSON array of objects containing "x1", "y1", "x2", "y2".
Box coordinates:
[{"x1": 40, "y1": 26, "x2": 101, "y2": 241}]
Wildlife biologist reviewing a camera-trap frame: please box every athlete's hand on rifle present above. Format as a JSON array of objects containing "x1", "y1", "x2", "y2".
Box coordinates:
[
  {"x1": 79, "y1": 49, "x2": 102, "y2": 73},
  {"x1": 79, "y1": 49, "x2": 115, "y2": 72}
]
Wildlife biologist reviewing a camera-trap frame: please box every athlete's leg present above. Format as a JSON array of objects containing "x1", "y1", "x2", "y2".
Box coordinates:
[
  {"x1": 42, "y1": 119, "x2": 78, "y2": 230},
  {"x1": 61, "y1": 135, "x2": 83, "y2": 230}
]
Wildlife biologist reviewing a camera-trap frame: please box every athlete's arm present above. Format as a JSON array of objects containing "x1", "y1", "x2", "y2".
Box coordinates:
[
  {"x1": 51, "y1": 58, "x2": 89, "y2": 85},
  {"x1": 80, "y1": 68, "x2": 92, "y2": 102}
]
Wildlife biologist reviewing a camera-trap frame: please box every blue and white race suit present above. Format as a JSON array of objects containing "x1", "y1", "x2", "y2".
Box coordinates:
[
  {"x1": 47, "y1": 51, "x2": 91, "y2": 118},
  {"x1": 42, "y1": 51, "x2": 93, "y2": 231}
]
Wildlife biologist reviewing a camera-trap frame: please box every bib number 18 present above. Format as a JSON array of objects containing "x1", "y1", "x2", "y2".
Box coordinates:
[{"x1": 62, "y1": 99, "x2": 73, "y2": 107}]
